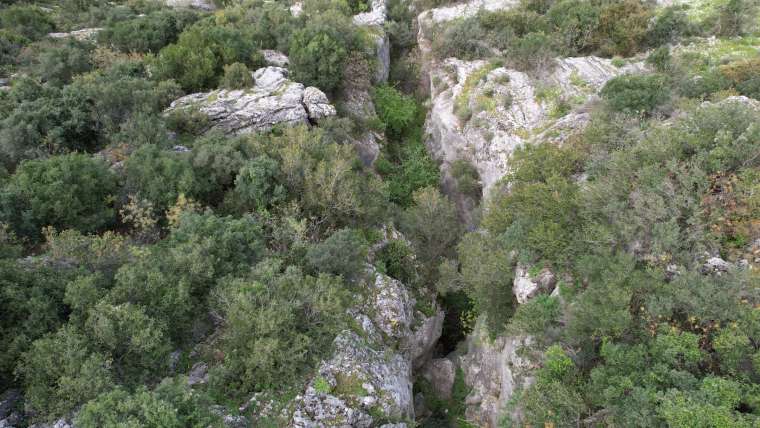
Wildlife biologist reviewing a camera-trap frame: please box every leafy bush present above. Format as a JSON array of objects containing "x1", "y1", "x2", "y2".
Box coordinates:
[
  {"x1": 288, "y1": 10, "x2": 357, "y2": 93},
  {"x1": 600, "y1": 73, "x2": 669, "y2": 114},
  {"x1": 75, "y1": 380, "x2": 222, "y2": 428},
  {"x1": 306, "y1": 228, "x2": 368, "y2": 282},
  {"x1": 220, "y1": 62, "x2": 253, "y2": 89},
  {"x1": 451, "y1": 159, "x2": 482, "y2": 199},
  {"x1": 32, "y1": 39, "x2": 94, "y2": 86},
  {"x1": 152, "y1": 23, "x2": 256, "y2": 92},
  {"x1": 375, "y1": 239, "x2": 417, "y2": 285},
  {"x1": 209, "y1": 260, "x2": 349, "y2": 399},
  {"x1": 99, "y1": 10, "x2": 198, "y2": 53},
  {"x1": 0, "y1": 30, "x2": 28, "y2": 73},
  {"x1": 0, "y1": 5, "x2": 55, "y2": 41},
  {"x1": 124, "y1": 145, "x2": 203, "y2": 212},
  {"x1": 401, "y1": 187, "x2": 462, "y2": 286},
  {"x1": 17, "y1": 327, "x2": 115, "y2": 419},
  {"x1": 0, "y1": 261, "x2": 77, "y2": 389},
  {"x1": 0, "y1": 154, "x2": 118, "y2": 240},
  {"x1": 373, "y1": 85, "x2": 417, "y2": 141}
]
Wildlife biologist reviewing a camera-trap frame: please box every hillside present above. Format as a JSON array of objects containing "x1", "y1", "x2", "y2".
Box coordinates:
[{"x1": 1, "y1": 0, "x2": 760, "y2": 427}]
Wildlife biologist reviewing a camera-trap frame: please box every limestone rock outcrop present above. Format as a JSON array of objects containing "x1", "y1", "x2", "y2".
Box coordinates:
[
  {"x1": 48, "y1": 28, "x2": 101, "y2": 41},
  {"x1": 165, "y1": 0, "x2": 216, "y2": 10},
  {"x1": 291, "y1": 267, "x2": 443, "y2": 427},
  {"x1": 458, "y1": 322, "x2": 536, "y2": 427},
  {"x1": 165, "y1": 67, "x2": 335, "y2": 135},
  {"x1": 424, "y1": 56, "x2": 645, "y2": 196},
  {"x1": 513, "y1": 264, "x2": 557, "y2": 304}
]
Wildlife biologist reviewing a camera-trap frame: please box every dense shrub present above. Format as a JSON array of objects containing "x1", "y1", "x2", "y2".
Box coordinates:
[
  {"x1": 209, "y1": 260, "x2": 350, "y2": 399},
  {"x1": 220, "y1": 62, "x2": 253, "y2": 89},
  {"x1": 373, "y1": 85, "x2": 417, "y2": 141},
  {"x1": 0, "y1": 81, "x2": 101, "y2": 168},
  {"x1": 306, "y1": 228, "x2": 368, "y2": 282},
  {"x1": 0, "y1": 5, "x2": 55, "y2": 41},
  {"x1": 600, "y1": 73, "x2": 670, "y2": 114},
  {"x1": 76, "y1": 379, "x2": 222, "y2": 428},
  {"x1": 0, "y1": 154, "x2": 118, "y2": 239},
  {"x1": 152, "y1": 23, "x2": 256, "y2": 92},
  {"x1": 31, "y1": 39, "x2": 94, "y2": 86},
  {"x1": 0, "y1": 30, "x2": 28, "y2": 73},
  {"x1": 288, "y1": 10, "x2": 358, "y2": 93},
  {"x1": 123, "y1": 145, "x2": 203, "y2": 212},
  {"x1": 99, "y1": 10, "x2": 198, "y2": 53}
]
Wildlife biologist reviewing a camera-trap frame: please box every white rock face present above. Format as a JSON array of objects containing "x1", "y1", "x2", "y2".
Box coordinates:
[
  {"x1": 165, "y1": 0, "x2": 216, "y2": 10},
  {"x1": 513, "y1": 264, "x2": 557, "y2": 304},
  {"x1": 48, "y1": 28, "x2": 102, "y2": 41},
  {"x1": 458, "y1": 320, "x2": 535, "y2": 428},
  {"x1": 165, "y1": 67, "x2": 336, "y2": 135},
  {"x1": 353, "y1": 0, "x2": 390, "y2": 83},
  {"x1": 425, "y1": 57, "x2": 645, "y2": 196},
  {"x1": 260, "y1": 50, "x2": 289, "y2": 67},
  {"x1": 291, "y1": 268, "x2": 443, "y2": 427}
]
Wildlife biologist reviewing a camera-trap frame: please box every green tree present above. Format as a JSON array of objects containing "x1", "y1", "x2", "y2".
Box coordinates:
[
  {"x1": 289, "y1": 11, "x2": 356, "y2": 93},
  {"x1": 220, "y1": 62, "x2": 253, "y2": 89},
  {"x1": 400, "y1": 187, "x2": 461, "y2": 285},
  {"x1": 0, "y1": 154, "x2": 118, "y2": 239},
  {"x1": 306, "y1": 228, "x2": 368, "y2": 282},
  {"x1": 17, "y1": 327, "x2": 114, "y2": 419}
]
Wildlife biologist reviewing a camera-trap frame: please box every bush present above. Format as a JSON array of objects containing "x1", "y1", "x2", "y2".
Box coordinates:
[
  {"x1": 600, "y1": 74, "x2": 669, "y2": 114},
  {"x1": 0, "y1": 5, "x2": 55, "y2": 41},
  {"x1": 220, "y1": 62, "x2": 253, "y2": 89},
  {"x1": 594, "y1": 0, "x2": 653, "y2": 57},
  {"x1": 209, "y1": 260, "x2": 349, "y2": 399},
  {"x1": 75, "y1": 380, "x2": 222, "y2": 428},
  {"x1": 0, "y1": 82, "x2": 101, "y2": 168},
  {"x1": 719, "y1": 58, "x2": 760, "y2": 99},
  {"x1": 17, "y1": 327, "x2": 114, "y2": 419},
  {"x1": 0, "y1": 261, "x2": 77, "y2": 389},
  {"x1": 451, "y1": 159, "x2": 481, "y2": 200},
  {"x1": 375, "y1": 239, "x2": 417, "y2": 285},
  {"x1": 99, "y1": 10, "x2": 198, "y2": 54},
  {"x1": 288, "y1": 11, "x2": 356, "y2": 93},
  {"x1": 373, "y1": 85, "x2": 417, "y2": 141},
  {"x1": 0, "y1": 154, "x2": 118, "y2": 240},
  {"x1": 152, "y1": 23, "x2": 256, "y2": 92},
  {"x1": 306, "y1": 228, "x2": 368, "y2": 282},
  {"x1": 32, "y1": 39, "x2": 94, "y2": 86},
  {"x1": 0, "y1": 30, "x2": 28, "y2": 73},
  {"x1": 547, "y1": 0, "x2": 600, "y2": 54},
  {"x1": 400, "y1": 187, "x2": 461, "y2": 286},
  {"x1": 124, "y1": 145, "x2": 203, "y2": 212}
]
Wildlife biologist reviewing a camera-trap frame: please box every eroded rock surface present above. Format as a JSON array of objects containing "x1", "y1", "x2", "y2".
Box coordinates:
[
  {"x1": 424, "y1": 57, "x2": 645, "y2": 196},
  {"x1": 165, "y1": 67, "x2": 335, "y2": 135},
  {"x1": 458, "y1": 321, "x2": 535, "y2": 427},
  {"x1": 291, "y1": 267, "x2": 443, "y2": 427},
  {"x1": 165, "y1": 0, "x2": 216, "y2": 10}
]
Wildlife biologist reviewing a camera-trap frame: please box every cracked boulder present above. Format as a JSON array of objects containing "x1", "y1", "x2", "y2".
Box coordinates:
[{"x1": 165, "y1": 67, "x2": 336, "y2": 135}]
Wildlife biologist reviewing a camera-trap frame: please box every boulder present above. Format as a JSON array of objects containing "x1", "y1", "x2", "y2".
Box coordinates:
[
  {"x1": 165, "y1": 67, "x2": 336, "y2": 135},
  {"x1": 187, "y1": 362, "x2": 209, "y2": 386},
  {"x1": 701, "y1": 256, "x2": 732, "y2": 275},
  {"x1": 513, "y1": 264, "x2": 556, "y2": 304}
]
